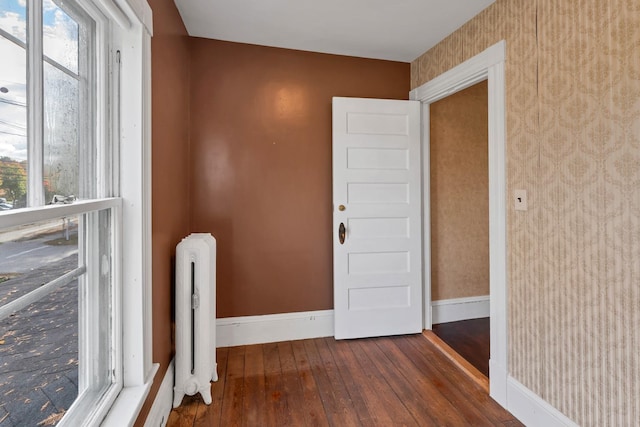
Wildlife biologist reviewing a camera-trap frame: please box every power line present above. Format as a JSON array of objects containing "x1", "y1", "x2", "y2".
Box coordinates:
[
  {"x1": 0, "y1": 129, "x2": 27, "y2": 137},
  {"x1": 0, "y1": 97, "x2": 27, "y2": 107},
  {"x1": 0, "y1": 79, "x2": 26, "y2": 86},
  {"x1": 0, "y1": 118, "x2": 26, "y2": 130}
]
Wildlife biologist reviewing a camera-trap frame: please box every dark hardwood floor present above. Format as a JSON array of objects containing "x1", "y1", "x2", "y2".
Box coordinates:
[
  {"x1": 432, "y1": 317, "x2": 490, "y2": 377},
  {"x1": 168, "y1": 333, "x2": 520, "y2": 426}
]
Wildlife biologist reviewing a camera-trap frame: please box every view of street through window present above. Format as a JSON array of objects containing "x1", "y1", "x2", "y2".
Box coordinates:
[{"x1": 0, "y1": 220, "x2": 79, "y2": 426}]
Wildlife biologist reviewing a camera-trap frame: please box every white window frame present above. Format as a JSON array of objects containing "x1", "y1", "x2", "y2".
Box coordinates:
[
  {"x1": 0, "y1": 0, "x2": 155, "y2": 424},
  {"x1": 100, "y1": 0, "x2": 156, "y2": 424},
  {"x1": 0, "y1": 200, "x2": 123, "y2": 425}
]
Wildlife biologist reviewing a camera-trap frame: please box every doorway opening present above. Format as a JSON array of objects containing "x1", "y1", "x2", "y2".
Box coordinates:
[
  {"x1": 429, "y1": 81, "x2": 489, "y2": 377},
  {"x1": 410, "y1": 40, "x2": 507, "y2": 405}
]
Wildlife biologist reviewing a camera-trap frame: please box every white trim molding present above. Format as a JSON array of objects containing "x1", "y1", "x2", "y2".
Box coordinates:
[
  {"x1": 143, "y1": 360, "x2": 174, "y2": 427},
  {"x1": 102, "y1": 364, "x2": 158, "y2": 427},
  {"x1": 409, "y1": 41, "x2": 506, "y2": 103},
  {"x1": 0, "y1": 198, "x2": 121, "y2": 229},
  {"x1": 487, "y1": 41, "x2": 509, "y2": 407},
  {"x1": 431, "y1": 295, "x2": 490, "y2": 324},
  {"x1": 104, "y1": 0, "x2": 156, "y2": 423},
  {"x1": 507, "y1": 377, "x2": 579, "y2": 427},
  {"x1": 117, "y1": 0, "x2": 153, "y2": 34},
  {"x1": 410, "y1": 40, "x2": 508, "y2": 406},
  {"x1": 217, "y1": 310, "x2": 334, "y2": 347}
]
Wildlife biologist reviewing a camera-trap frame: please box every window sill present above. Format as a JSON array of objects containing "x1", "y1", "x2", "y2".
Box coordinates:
[{"x1": 102, "y1": 363, "x2": 159, "y2": 427}]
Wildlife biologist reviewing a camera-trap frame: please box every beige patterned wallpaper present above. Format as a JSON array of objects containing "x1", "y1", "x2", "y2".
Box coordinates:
[
  {"x1": 412, "y1": 0, "x2": 640, "y2": 425},
  {"x1": 430, "y1": 82, "x2": 489, "y2": 301}
]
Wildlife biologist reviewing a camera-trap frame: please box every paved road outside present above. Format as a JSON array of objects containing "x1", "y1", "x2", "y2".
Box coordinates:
[
  {"x1": 0, "y1": 228, "x2": 79, "y2": 426},
  {"x1": 0, "y1": 236, "x2": 78, "y2": 276}
]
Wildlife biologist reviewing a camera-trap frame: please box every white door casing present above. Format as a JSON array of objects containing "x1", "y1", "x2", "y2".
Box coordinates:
[
  {"x1": 332, "y1": 97, "x2": 422, "y2": 340},
  {"x1": 410, "y1": 40, "x2": 507, "y2": 406}
]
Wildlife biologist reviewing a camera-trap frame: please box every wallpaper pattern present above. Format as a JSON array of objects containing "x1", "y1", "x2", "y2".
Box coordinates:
[
  {"x1": 430, "y1": 82, "x2": 489, "y2": 301},
  {"x1": 412, "y1": 1, "x2": 640, "y2": 425}
]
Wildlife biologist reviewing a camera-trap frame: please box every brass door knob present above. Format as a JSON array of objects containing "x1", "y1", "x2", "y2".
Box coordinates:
[{"x1": 338, "y1": 205, "x2": 346, "y2": 211}]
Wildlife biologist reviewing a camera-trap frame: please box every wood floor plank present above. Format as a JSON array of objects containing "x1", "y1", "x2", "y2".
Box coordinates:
[
  {"x1": 394, "y1": 335, "x2": 501, "y2": 426},
  {"x1": 316, "y1": 338, "x2": 372, "y2": 425},
  {"x1": 404, "y1": 335, "x2": 523, "y2": 425},
  {"x1": 276, "y1": 341, "x2": 315, "y2": 427},
  {"x1": 302, "y1": 339, "x2": 360, "y2": 427},
  {"x1": 262, "y1": 342, "x2": 290, "y2": 426},
  {"x1": 242, "y1": 344, "x2": 266, "y2": 427},
  {"x1": 193, "y1": 347, "x2": 229, "y2": 427},
  {"x1": 166, "y1": 394, "x2": 199, "y2": 427},
  {"x1": 166, "y1": 335, "x2": 523, "y2": 427},
  {"x1": 353, "y1": 338, "x2": 438, "y2": 426},
  {"x1": 422, "y1": 331, "x2": 489, "y2": 392},
  {"x1": 325, "y1": 338, "x2": 408, "y2": 427},
  {"x1": 344, "y1": 338, "x2": 419, "y2": 427},
  {"x1": 219, "y1": 346, "x2": 246, "y2": 427},
  {"x1": 373, "y1": 336, "x2": 474, "y2": 426},
  {"x1": 290, "y1": 340, "x2": 330, "y2": 427},
  {"x1": 432, "y1": 318, "x2": 490, "y2": 377}
]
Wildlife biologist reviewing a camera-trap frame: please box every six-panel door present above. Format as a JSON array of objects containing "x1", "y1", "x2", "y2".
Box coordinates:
[{"x1": 332, "y1": 97, "x2": 423, "y2": 340}]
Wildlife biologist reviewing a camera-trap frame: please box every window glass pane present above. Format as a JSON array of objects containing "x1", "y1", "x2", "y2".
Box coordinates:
[
  {"x1": 0, "y1": 0, "x2": 26, "y2": 43},
  {"x1": 0, "y1": 34, "x2": 27, "y2": 209},
  {"x1": 68, "y1": 208, "x2": 115, "y2": 423},
  {"x1": 0, "y1": 218, "x2": 79, "y2": 426},
  {"x1": 43, "y1": 0, "x2": 78, "y2": 74},
  {"x1": 44, "y1": 61, "x2": 79, "y2": 200},
  {"x1": 0, "y1": 281, "x2": 79, "y2": 426},
  {"x1": 0, "y1": 218, "x2": 78, "y2": 306}
]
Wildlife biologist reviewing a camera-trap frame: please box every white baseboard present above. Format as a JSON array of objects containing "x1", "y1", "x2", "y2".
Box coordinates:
[
  {"x1": 489, "y1": 360, "x2": 508, "y2": 407},
  {"x1": 143, "y1": 359, "x2": 174, "y2": 427},
  {"x1": 216, "y1": 309, "x2": 334, "y2": 347},
  {"x1": 431, "y1": 295, "x2": 489, "y2": 324},
  {"x1": 507, "y1": 377, "x2": 578, "y2": 427}
]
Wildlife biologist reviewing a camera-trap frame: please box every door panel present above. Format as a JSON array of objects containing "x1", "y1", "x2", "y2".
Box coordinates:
[{"x1": 333, "y1": 97, "x2": 422, "y2": 340}]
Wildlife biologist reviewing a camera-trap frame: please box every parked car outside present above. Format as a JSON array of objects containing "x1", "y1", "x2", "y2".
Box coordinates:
[{"x1": 0, "y1": 199, "x2": 13, "y2": 210}]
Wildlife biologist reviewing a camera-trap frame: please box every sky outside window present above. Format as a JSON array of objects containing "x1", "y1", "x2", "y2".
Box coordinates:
[
  {"x1": 0, "y1": 0, "x2": 26, "y2": 42},
  {"x1": 43, "y1": 0, "x2": 79, "y2": 74},
  {"x1": 0, "y1": 0, "x2": 27, "y2": 161},
  {"x1": 0, "y1": 0, "x2": 79, "y2": 162}
]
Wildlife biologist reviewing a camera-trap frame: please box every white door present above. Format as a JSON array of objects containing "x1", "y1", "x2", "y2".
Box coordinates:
[{"x1": 332, "y1": 97, "x2": 422, "y2": 340}]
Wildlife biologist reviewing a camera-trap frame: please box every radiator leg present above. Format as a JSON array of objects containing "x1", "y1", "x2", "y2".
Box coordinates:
[
  {"x1": 173, "y1": 388, "x2": 184, "y2": 408},
  {"x1": 211, "y1": 363, "x2": 218, "y2": 382},
  {"x1": 200, "y1": 386, "x2": 213, "y2": 405}
]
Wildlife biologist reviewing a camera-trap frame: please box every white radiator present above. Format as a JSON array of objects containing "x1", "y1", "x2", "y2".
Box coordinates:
[{"x1": 173, "y1": 233, "x2": 218, "y2": 408}]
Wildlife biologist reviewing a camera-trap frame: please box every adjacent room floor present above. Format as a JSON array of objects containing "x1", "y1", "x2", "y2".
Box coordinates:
[{"x1": 432, "y1": 317, "x2": 490, "y2": 378}]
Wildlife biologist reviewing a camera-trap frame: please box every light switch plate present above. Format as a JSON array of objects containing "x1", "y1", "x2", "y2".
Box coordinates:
[{"x1": 514, "y1": 189, "x2": 527, "y2": 211}]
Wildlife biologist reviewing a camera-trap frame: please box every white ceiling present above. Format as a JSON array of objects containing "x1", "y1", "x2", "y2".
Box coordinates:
[{"x1": 173, "y1": 0, "x2": 495, "y2": 63}]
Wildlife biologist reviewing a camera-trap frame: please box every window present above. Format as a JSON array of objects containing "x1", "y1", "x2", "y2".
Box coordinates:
[{"x1": 0, "y1": 0, "x2": 154, "y2": 424}]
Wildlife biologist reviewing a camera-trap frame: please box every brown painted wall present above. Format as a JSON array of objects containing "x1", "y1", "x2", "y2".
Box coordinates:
[
  {"x1": 430, "y1": 81, "x2": 488, "y2": 301},
  {"x1": 136, "y1": 0, "x2": 191, "y2": 423},
  {"x1": 188, "y1": 39, "x2": 410, "y2": 318}
]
